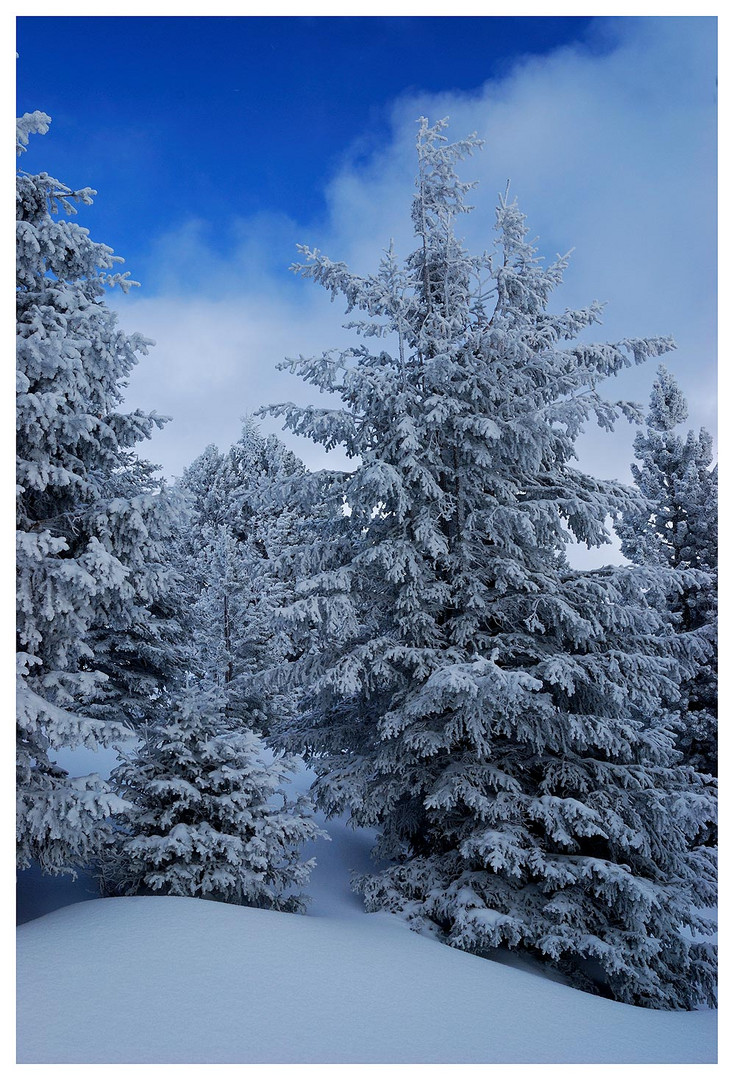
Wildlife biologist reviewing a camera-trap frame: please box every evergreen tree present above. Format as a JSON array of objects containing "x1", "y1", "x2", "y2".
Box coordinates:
[
  {"x1": 617, "y1": 366, "x2": 717, "y2": 776},
  {"x1": 175, "y1": 421, "x2": 313, "y2": 732},
  {"x1": 188, "y1": 522, "x2": 266, "y2": 725},
  {"x1": 178, "y1": 443, "x2": 226, "y2": 530},
  {"x1": 16, "y1": 111, "x2": 179, "y2": 874},
  {"x1": 266, "y1": 118, "x2": 716, "y2": 1008},
  {"x1": 103, "y1": 677, "x2": 323, "y2": 909}
]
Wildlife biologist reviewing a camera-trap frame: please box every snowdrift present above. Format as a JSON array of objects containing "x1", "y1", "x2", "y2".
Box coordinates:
[{"x1": 16, "y1": 895, "x2": 716, "y2": 1064}]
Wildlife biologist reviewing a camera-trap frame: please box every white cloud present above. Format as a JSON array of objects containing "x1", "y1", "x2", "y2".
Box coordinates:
[
  {"x1": 121, "y1": 15, "x2": 716, "y2": 570},
  {"x1": 119, "y1": 290, "x2": 357, "y2": 477}
]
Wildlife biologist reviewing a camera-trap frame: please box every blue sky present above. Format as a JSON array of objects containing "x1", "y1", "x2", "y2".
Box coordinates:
[
  {"x1": 16, "y1": 15, "x2": 717, "y2": 568},
  {"x1": 17, "y1": 15, "x2": 600, "y2": 272}
]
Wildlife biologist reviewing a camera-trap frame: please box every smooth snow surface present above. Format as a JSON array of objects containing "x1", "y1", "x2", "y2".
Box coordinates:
[{"x1": 17, "y1": 900, "x2": 716, "y2": 1064}]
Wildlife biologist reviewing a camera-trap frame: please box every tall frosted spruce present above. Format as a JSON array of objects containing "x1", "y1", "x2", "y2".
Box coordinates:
[
  {"x1": 268, "y1": 118, "x2": 716, "y2": 1008},
  {"x1": 617, "y1": 366, "x2": 717, "y2": 777},
  {"x1": 16, "y1": 112, "x2": 180, "y2": 874}
]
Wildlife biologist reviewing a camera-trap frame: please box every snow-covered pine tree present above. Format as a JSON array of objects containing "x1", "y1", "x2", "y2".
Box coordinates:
[
  {"x1": 187, "y1": 522, "x2": 265, "y2": 725},
  {"x1": 617, "y1": 366, "x2": 717, "y2": 776},
  {"x1": 218, "y1": 417, "x2": 305, "y2": 543},
  {"x1": 175, "y1": 420, "x2": 314, "y2": 733},
  {"x1": 266, "y1": 117, "x2": 717, "y2": 1009},
  {"x1": 17, "y1": 111, "x2": 179, "y2": 874},
  {"x1": 178, "y1": 443, "x2": 226, "y2": 529},
  {"x1": 177, "y1": 420, "x2": 306, "y2": 548},
  {"x1": 103, "y1": 676, "x2": 323, "y2": 909}
]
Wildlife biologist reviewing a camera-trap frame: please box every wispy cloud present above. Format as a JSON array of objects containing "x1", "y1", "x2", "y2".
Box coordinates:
[{"x1": 120, "y1": 15, "x2": 716, "y2": 567}]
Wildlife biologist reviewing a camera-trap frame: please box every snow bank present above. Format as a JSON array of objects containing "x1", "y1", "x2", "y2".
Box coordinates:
[{"x1": 17, "y1": 895, "x2": 716, "y2": 1064}]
